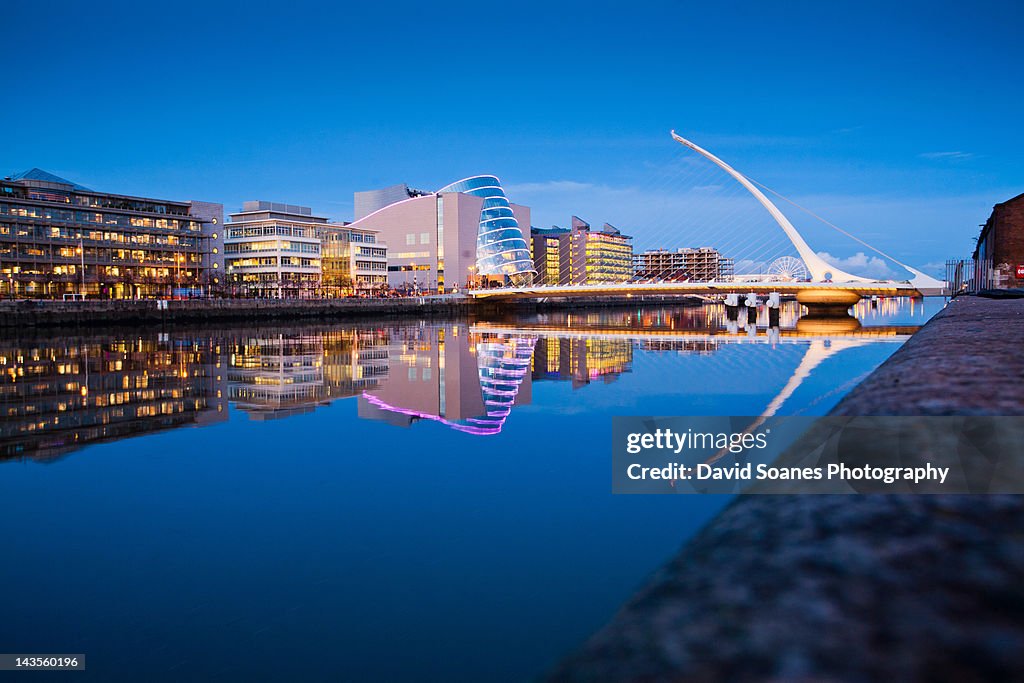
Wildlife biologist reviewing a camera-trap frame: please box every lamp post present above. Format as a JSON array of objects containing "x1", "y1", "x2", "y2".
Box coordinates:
[{"x1": 78, "y1": 237, "x2": 86, "y2": 298}]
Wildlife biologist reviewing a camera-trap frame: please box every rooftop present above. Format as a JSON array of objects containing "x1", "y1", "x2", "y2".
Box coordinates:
[{"x1": 7, "y1": 168, "x2": 92, "y2": 191}]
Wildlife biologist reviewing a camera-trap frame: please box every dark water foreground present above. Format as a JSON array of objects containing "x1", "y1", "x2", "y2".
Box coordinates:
[
  {"x1": 0, "y1": 300, "x2": 934, "y2": 681},
  {"x1": 553, "y1": 296, "x2": 1024, "y2": 682}
]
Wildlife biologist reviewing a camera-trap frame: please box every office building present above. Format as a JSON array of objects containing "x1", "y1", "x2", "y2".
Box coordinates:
[
  {"x1": 348, "y1": 175, "x2": 535, "y2": 292},
  {"x1": 530, "y1": 226, "x2": 570, "y2": 285},
  {"x1": 529, "y1": 217, "x2": 633, "y2": 285},
  {"x1": 318, "y1": 224, "x2": 388, "y2": 295},
  {"x1": 568, "y1": 218, "x2": 632, "y2": 283},
  {"x1": 224, "y1": 201, "x2": 386, "y2": 298},
  {"x1": 633, "y1": 247, "x2": 734, "y2": 282},
  {"x1": 0, "y1": 168, "x2": 222, "y2": 299}
]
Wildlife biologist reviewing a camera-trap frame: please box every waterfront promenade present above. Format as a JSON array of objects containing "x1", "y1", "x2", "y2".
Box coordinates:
[
  {"x1": 552, "y1": 295, "x2": 1024, "y2": 682},
  {"x1": 0, "y1": 296, "x2": 477, "y2": 328},
  {"x1": 0, "y1": 295, "x2": 717, "y2": 328}
]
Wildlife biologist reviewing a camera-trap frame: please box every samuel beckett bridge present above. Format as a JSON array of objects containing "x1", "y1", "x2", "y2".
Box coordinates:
[{"x1": 471, "y1": 131, "x2": 947, "y2": 310}]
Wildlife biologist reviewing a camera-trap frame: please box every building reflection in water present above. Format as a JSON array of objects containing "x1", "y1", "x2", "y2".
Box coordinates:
[
  {"x1": 226, "y1": 329, "x2": 389, "y2": 420},
  {"x1": 0, "y1": 300, "x2": 925, "y2": 460},
  {"x1": 0, "y1": 334, "x2": 227, "y2": 462},
  {"x1": 357, "y1": 325, "x2": 539, "y2": 435},
  {"x1": 532, "y1": 337, "x2": 634, "y2": 388}
]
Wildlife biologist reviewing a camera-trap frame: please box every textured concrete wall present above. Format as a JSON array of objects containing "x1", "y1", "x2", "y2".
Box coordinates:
[{"x1": 551, "y1": 296, "x2": 1024, "y2": 682}]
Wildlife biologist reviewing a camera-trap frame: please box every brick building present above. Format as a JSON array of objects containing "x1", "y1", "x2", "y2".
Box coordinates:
[{"x1": 974, "y1": 192, "x2": 1024, "y2": 287}]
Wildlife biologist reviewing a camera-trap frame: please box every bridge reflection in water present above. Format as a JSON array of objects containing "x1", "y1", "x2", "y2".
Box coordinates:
[{"x1": 0, "y1": 301, "x2": 926, "y2": 461}]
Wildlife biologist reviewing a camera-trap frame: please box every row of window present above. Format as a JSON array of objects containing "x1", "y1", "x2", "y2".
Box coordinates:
[
  {"x1": 223, "y1": 240, "x2": 321, "y2": 254},
  {"x1": 225, "y1": 223, "x2": 318, "y2": 239},
  {"x1": 226, "y1": 257, "x2": 321, "y2": 269},
  {"x1": 0, "y1": 245, "x2": 203, "y2": 265},
  {"x1": 0, "y1": 224, "x2": 202, "y2": 247},
  {"x1": 0, "y1": 186, "x2": 192, "y2": 216},
  {"x1": 0, "y1": 203, "x2": 202, "y2": 230},
  {"x1": 1, "y1": 265, "x2": 201, "y2": 280},
  {"x1": 322, "y1": 230, "x2": 377, "y2": 243}
]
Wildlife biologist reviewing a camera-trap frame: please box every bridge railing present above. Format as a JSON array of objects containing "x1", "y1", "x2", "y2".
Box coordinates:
[{"x1": 946, "y1": 258, "x2": 993, "y2": 294}]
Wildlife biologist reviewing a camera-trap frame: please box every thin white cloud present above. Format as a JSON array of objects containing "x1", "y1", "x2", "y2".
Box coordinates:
[
  {"x1": 919, "y1": 151, "x2": 975, "y2": 160},
  {"x1": 817, "y1": 251, "x2": 902, "y2": 279},
  {"x1": 734, "y1": 259, "x2": 770, "y2": 275}
]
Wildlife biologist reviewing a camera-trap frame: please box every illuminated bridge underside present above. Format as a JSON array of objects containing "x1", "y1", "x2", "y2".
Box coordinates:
[
  {"x1": 470, "y1": 322, "x2": 917, "y2": 342},
  {"x1": 470, "y1": 281, "x2": 928, "y2": 301}
]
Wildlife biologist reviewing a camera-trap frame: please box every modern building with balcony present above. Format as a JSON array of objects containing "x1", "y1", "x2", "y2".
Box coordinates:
[
  {"x1": 632, "y1": 247, "x2": 734, "y2": 282},
  {"x1": 224, "y1": 202, "x2": 323, "y2": 298},
  {"x1": 349, "y1": 175, "x2": 535, "y2": 292},
  {"x1": 0, "y1": 168, "x2": 222, "y2": 299}
]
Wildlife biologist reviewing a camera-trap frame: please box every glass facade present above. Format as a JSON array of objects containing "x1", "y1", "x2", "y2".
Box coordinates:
[
  {"x1": 0, "y1": 171, "x2": 219, "y2": 299},
  {"x1": 437, "y1": 175, "x2": 535, "y2": 286}
]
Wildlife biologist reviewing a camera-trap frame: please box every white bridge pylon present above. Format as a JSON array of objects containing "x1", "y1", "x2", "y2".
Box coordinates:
[{"x1": 669, "y1": 131, "x2": 946, "y2": 293}]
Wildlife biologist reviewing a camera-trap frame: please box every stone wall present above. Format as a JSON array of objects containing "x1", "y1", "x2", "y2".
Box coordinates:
[{"x1": 0, "y1": 297, "x2": 480, "y2": 328}]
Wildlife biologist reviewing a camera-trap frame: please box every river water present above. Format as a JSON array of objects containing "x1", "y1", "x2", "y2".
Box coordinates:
[{"x1": 0, "y1": 298, "x2": 937, "y2": 681}]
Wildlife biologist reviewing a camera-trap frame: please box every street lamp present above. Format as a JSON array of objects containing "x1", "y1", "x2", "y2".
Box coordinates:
[{"x1": 78, "y1": 237, "x2": 86, "y2": 298}]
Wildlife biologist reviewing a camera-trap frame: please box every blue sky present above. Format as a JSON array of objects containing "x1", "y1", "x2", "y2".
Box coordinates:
[{"x1": 3, "y1": 0, "x2": 1021, "y2": 272}]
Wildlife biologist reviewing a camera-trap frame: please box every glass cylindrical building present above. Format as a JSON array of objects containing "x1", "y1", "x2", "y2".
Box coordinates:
[{"x1": 437, "y1": 175, "x2": 536, "y2": 286}]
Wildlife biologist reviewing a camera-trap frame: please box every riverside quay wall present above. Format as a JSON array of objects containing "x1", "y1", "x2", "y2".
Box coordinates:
[
  {"x1": 0, "y1": 297, "x2": 481, "y2": 328},
  {"x1": 552, "y1": 296, "x2": 1024, "y2": 682},
  {"x1": 0, "y1": 295, "x2": 702, "y2": 329}
]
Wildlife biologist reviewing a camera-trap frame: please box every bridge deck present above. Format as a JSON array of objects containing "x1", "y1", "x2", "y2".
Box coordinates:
[{"x1": 470, "y1": 281, "x2": 939, "y2": 299}]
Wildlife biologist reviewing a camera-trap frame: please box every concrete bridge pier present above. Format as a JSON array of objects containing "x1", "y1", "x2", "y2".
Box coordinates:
[
  {"x1": 796, "y1": 288, "x2": 862, "y2": 315},
  {"x1": 767, "y1": 292, "x2": 781, "y2": 326},
  {"x1": 745, "y1": 293, "x2": 759, "y2": 324},
  {"x1": 724, "y1": 293, "x2": 740, "y2": 321}
]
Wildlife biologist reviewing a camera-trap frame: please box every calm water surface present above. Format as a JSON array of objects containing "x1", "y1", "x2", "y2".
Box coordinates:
[{"x1": 0, "y1": 299, "x2": 938, "y2": 682}]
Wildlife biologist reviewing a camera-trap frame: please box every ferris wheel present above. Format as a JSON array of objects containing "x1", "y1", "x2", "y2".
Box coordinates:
[{"x1": 767, "y1": 256, "x2": 809, "y2": 281}]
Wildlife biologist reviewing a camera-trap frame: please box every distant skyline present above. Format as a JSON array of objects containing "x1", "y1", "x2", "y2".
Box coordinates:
[{"x1": 3, "y1": 0, "x2": 1022, "y2": 273}]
